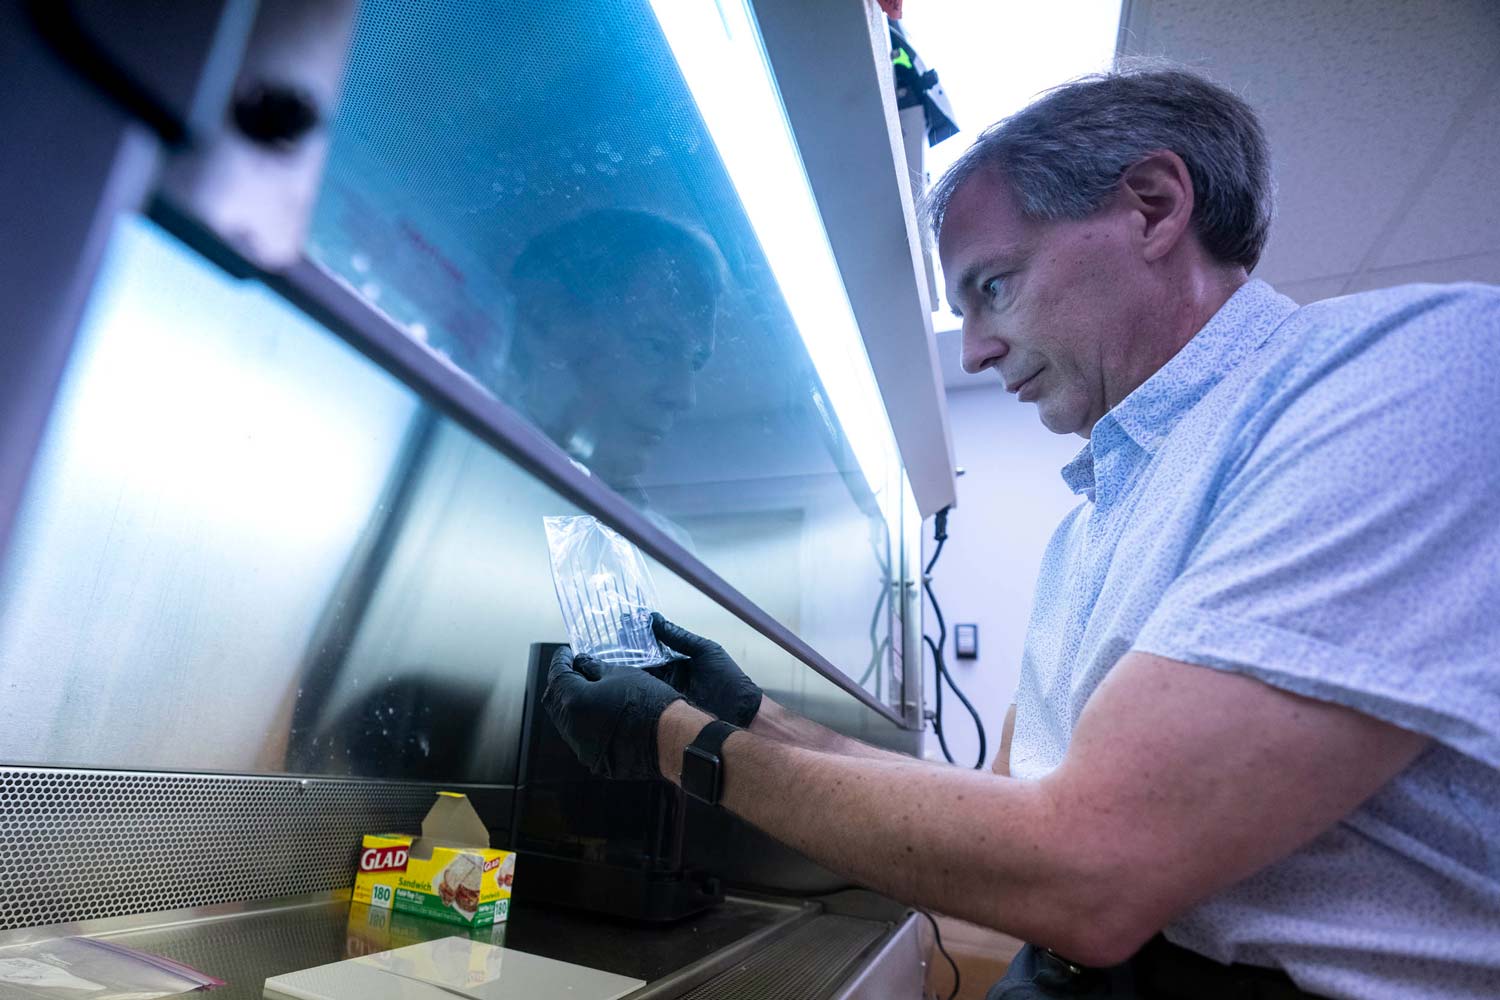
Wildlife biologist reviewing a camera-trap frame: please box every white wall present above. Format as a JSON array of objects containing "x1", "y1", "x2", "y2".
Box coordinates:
[{"x1": 920, "y1": 384, "x2": 1084, "y2": 768}]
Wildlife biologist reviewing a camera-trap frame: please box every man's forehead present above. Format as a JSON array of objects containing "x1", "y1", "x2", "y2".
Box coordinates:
[
  {"x1": 937, "y1": 171, "x2": 1031, "y2": 269},
  {"x1": 622, "y1": 254, "x2": 717, "y2": 305}
]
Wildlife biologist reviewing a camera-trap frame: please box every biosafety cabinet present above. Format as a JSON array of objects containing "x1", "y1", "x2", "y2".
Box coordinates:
[{"x1": 0, "y1": 1, "x2": 955, "y2": 995}]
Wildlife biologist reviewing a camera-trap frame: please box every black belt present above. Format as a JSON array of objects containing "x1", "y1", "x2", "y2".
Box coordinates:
[
  {"x1": 1132, "y1": 935, "x2": 1325, "y2": 1000},
  {"x1": 988, "y1": 937, "x2": 1326, "y2": 999}
]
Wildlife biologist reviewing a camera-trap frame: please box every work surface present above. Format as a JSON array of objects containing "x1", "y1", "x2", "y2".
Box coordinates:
[{"x1": 0, "y1": 891, "x2": 910, "y2": 1000}]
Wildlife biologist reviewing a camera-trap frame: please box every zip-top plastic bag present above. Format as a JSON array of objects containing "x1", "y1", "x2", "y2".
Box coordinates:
[
  {"x1": 543, "y1": 515, "x2": 670, "y2": 668},
  {"x1": 0, "y1": 936, "x2": 223, "y2": 1000}
]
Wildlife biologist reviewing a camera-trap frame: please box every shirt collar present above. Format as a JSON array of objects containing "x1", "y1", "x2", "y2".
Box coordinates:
[
  {"x1": 1060, "y1": 442, "x2": 1097, "y2": 499},
  {"x1": 1059, "y1": 280, "x2": 1296, "y2": 498}
]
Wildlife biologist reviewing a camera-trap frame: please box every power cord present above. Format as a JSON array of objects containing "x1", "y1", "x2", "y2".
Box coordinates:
[
  {"x1": 919, "y1": 907, "x2": 961, "y2": 1000},
  {"x1": 924, "y1": 506, "x2": 988, "y2": 769}
]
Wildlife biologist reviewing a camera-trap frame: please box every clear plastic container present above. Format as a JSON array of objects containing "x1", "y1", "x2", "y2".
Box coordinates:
[{"x1": 543, "y1": 515, "x2": 670, "y2": 667}]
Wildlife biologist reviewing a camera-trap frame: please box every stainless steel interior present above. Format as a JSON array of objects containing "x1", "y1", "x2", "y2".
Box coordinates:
[{"x1": 0, "y1": 891, "x2": 913, "y2": 1000}]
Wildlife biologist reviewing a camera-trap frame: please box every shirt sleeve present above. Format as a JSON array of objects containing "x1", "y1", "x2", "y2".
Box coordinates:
[{"x1": 1133, "y1": 285, "x2": 1500, "y2": 769}]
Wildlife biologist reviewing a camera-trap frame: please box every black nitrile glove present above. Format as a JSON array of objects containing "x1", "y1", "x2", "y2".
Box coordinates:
[
  {"x1": 649, "y1": 613, "x2": 763, "y2": 728},
  {"x1": 543, "y1": 645, "x2": 684, "y2": 780}
]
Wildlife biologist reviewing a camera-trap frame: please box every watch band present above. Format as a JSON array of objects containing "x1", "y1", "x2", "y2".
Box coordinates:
[{"x1": 681, "y1": 719, "x2": 739, "y2": 806}]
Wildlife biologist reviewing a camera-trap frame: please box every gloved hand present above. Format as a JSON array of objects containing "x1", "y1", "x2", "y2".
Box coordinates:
[
  {"x1": 650, "y1": 613, "x2": 763, "y2": 728},
  {"x1": 543, "y1": 645, "x2": 684, "y2": 780}
]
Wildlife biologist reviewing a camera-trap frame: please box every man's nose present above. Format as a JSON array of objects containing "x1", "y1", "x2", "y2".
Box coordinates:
[
  {"x1": 655, "y1": 368, "x2": 696, "y2": 413},
  {"x1": 960, "y1": 319, "x2": 1007, "y2": 375}
]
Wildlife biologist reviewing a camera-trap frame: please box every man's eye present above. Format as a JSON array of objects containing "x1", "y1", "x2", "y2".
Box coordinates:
[{"x1": 982, "y1": 276, "x2": 1006, "y2": 299}]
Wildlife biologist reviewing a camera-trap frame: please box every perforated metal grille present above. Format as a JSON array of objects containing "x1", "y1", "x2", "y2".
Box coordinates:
[
  {"x1": 681, "y1": 914, "x2": 887, "y2": 999},
  {"x1": 0, "y1": 767, "x2": 484, "y2": 932}
]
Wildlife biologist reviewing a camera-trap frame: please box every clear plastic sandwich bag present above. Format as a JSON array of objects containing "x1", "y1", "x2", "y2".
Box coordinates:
[
  {"x1": 0, "y1": 936, "x2": 224, "y2": 1000},
  {"x1": 543, "y1": 515, "x2": 670, "y2": 668}
]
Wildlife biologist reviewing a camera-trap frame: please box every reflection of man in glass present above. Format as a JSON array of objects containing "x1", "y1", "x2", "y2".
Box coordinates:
[{"x1": 500, "y1": 210, "x2": 727, "y2": 490}]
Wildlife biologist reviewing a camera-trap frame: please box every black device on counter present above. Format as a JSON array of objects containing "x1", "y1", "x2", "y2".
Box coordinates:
[{"x1": 509, "y1": 642, "x2": 724, "y2": 922}]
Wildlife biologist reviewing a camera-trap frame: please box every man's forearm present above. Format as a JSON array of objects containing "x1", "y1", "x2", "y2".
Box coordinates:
[
  {"x1": 751, "y1": 696, "x2": 925, "y2": 764},
  {"x1": 657, "y1": 701, "x2": 1099, "y2": 958}
]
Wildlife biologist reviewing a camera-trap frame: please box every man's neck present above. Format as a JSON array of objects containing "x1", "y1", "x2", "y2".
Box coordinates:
[
  {"x1": 1087, "y1": 265, "x2": 1250, "y2": 438},
  {"x1": 1168, "y1": 266, "x2": 1250, "y2": 354}
]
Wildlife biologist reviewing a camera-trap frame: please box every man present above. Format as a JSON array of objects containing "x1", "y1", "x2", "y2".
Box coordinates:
[{"x1": 543, "y1": 68, "x2": 1500, "y2": 998}]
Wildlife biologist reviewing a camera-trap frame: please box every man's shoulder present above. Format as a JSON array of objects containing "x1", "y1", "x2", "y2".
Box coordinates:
[
  {"x1": 1165, "y1": 280, "x2": 1500, "y2": 490},
  {"x1": 1248, "y1": 281, "x2": 1499, "y2": 399},
  {"x1": 1284, "y1": 281, "x2": 1500, "y2": 350},
  {"x1": 1210, "y1": 280, "x2": 1500, "y2": 482}
]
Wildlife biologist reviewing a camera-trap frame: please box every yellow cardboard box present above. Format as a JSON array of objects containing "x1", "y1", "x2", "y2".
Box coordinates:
[{"x1": 353, "y1": 792, "x2": 515, "y2": 927}]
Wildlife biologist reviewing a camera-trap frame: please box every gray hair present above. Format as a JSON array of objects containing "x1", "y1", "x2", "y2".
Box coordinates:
[{"x1": 924, "y1": 67, "x2": 1273, "y2": 272}]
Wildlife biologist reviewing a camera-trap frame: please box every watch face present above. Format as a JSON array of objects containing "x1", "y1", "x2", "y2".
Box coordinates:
[{"x1": 682, "y1": 745, "x2": 721, "y2": 804}]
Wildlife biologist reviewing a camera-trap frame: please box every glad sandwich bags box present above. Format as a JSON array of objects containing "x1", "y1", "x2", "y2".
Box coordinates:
[
  {"x1": 345, "y1": 902, "x2": 507, "y2": 959},
  {"x1": 353, "y1": 792, "x2": 517, "y2": 927}
]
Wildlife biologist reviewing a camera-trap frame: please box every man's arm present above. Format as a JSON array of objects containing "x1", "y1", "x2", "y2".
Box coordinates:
[
  {"x1": 759, "y1": 691, "x2": 1012, "y2": 770},
  {"x1": 750, "y1": 696, "x2": 922, "y2": 763},
  {"x1": 658, "y1": 650, "x2": 1426, "y2": 966},
  {"x1": 650, "y1": 613, "x2": 933, "y2": 765}
]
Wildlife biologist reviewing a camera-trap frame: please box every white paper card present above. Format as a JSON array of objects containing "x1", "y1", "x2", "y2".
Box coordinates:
[{"x1": 263, "y1": 938, "x2": 644, "y2": 1000}]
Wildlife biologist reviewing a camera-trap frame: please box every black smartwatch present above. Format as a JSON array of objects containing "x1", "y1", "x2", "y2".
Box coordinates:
[{"x1": 681, "y1": 720, "x2": 739, "y2": 806}]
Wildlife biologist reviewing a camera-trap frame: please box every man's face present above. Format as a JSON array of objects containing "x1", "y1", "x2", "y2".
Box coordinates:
[
  {"x1": 587, "y1": 272, "x2": 714, "y2": 478},
  {"x1": 551, "y1": 258, "x2": 716, "y2": 482},
  {"x1": 938, "y1": 170, "x2": 1153, "y2": 437}
]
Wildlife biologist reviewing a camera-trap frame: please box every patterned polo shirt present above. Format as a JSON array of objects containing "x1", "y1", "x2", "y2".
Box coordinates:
[{"x1": 1012, "y1": 279, "x2": 1500, "y2": 999}]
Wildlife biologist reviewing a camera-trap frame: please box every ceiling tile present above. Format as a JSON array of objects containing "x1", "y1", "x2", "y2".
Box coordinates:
[
  {"x1": 1344, "y1": 250, "x2": 1500, "y2": 292},
  {"x1": 1274, "y1": 276, "x2": 1352, "y2": 304},
  {"x1": 1370, "y1": 70, "x2": 1500, "y2": 270}
]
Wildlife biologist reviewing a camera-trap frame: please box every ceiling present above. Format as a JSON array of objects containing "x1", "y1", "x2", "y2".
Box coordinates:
[{"x1": 936, "y1": 0, "x2": 1500, "y2": 390}]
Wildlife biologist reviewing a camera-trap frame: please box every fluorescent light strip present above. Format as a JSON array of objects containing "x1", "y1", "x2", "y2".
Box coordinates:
[{"x1": 650, "y1": 0, "x2": 897, "y2": 507}]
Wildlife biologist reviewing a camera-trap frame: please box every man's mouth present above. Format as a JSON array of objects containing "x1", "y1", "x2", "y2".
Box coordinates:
[
  {"x1": 1006, "y1": 370, "x2": 1042, "y2": 395},
  {"x1": 628, "y1": 424, "x2": 668, "y2": 444}
]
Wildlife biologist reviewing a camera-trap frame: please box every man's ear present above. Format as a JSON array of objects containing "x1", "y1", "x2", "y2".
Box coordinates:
[{"x1": 1118, "y1": 150, "x2": 1195, "y2": 263}]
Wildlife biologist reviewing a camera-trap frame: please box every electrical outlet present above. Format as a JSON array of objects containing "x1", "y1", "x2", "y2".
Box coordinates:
[{"x1": 954, "y1": 623, "x2": 978, "y2": 659}]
